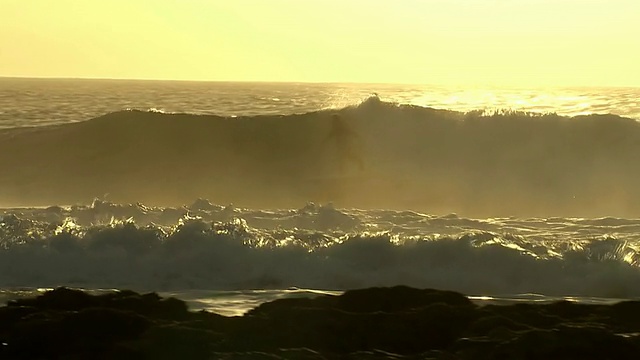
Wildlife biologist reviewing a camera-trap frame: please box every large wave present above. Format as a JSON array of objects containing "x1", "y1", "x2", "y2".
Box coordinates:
[
  {"x1": 2, "y1": 200, "x2": 640, "y2": 297},
  {"x1": 1, "y1": 96, "x2": 640, "y2": 217}
]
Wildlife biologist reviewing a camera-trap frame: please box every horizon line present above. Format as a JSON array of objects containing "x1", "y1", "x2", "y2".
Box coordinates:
[
  {"x1": 1, "y1": 75, "x2": 638, "y2": 89},
  {"x1": 0, "y1": 75, "x2": 434, "y2": 87}
]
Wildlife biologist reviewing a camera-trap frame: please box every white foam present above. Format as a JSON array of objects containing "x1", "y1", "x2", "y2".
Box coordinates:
[{"x1": 2, "y1": 201, "x2": 640, "y2": 298}]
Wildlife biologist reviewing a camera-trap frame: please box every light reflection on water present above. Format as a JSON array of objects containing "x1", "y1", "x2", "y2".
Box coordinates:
[
  {"x1": 0, "y1": 78, "x2": 638, "y2": 129},
  {"x1": 1, "y1": 288, "x2": 633, "y2": 317}
]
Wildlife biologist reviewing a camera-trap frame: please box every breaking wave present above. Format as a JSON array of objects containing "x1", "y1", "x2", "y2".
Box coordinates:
[
  {"x1": 1, "y1": 96, "x2": 640, "y2": 217},
  {"x1": 2, "y1": 200, "x2": 640, "y2": 298}
]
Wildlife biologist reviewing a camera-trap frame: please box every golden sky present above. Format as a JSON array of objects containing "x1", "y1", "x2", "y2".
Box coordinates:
[{"x1": 1, "y1": 0, "x2": 638, "y2": 86}]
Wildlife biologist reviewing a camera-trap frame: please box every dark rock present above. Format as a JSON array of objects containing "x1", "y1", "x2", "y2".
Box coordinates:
[
  {"x1": 2, "y1": 308, "x2": 148, "y2": 359},
  {"x1": 4, "y1": 286, "x2": 640, "y2": 359},
  {"x1": 464, "y1": 314, "x2": 529, "y2": 337},
  {"x1": 492, "y1": 325, "x2": 640, "y2": 360},
  {"x1": 608, "y1": 301, "x2": 640, "y2": 331},
  {"x1": 131, "y1": 324, "x2": 221, "y2": 360},
  {"x1": 9, "y1": 287, "x2": 98, "y2": 310},
  {"x1": 276, "y1": 348, "x2": 328, "y2": 359},
  {"x1": 333, "y1": 286, "x2": 474, "y2": 313},
  {"x1": 248, "y1": 286, "x2": 474, "y2": 317}
]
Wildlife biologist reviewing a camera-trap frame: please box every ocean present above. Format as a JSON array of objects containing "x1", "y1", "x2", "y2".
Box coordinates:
[
  {"x1": 2, "y1": 77, "x2": 640, "y2": 313},
  {"x1": 2, "y1": 78, "x2": 639, "y2": 128}
]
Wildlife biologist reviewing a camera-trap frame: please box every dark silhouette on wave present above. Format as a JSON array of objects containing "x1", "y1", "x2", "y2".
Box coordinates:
[{"x1": 324, "y1": 114, "x2": 364, "y2": 172}]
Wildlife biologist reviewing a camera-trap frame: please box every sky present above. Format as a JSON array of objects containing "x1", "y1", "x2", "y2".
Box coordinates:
[{"x1": 1, "y1": 0, "x2": 639, "y2": 87}]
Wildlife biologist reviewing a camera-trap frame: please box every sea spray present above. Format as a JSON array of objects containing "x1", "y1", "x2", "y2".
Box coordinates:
[{"x1": 2, "y1": 200, "x2": 640, "y2": 297}]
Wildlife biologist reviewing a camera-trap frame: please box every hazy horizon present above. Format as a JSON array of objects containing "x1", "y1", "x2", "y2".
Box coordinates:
[
  {"x1": 3, "y1": 0, "x2": 639, "y2": 87},
  {"x1": 2, "y1": 76, "x2": 640, "y2": 90}
]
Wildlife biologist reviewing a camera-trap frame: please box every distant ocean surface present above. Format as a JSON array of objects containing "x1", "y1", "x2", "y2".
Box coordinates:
[
  {"x1": 1, "y1": 77, "x2": 638, "y2": 128},
  {"x1": 3, "y1": 77, "x2": 640, "y2": 313}
]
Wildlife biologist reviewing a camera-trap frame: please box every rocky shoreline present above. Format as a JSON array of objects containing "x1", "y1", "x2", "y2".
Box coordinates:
[{"x1": 1, "y1": 286, "x2": 640, "y2": 359}]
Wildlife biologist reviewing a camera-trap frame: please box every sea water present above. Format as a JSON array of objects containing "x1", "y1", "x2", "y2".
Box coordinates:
[
  {"x1": 2, "y1": 200, "x2": 640, "y2": 312},
  {"x1": 1, "y1": 78, "x2": 639, "y2": 129},
  {"x1": 1, "y1": 78, "x2": 640, "y2": 313}
]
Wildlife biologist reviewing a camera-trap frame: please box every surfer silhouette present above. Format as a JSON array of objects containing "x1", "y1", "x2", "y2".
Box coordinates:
[{"x1": 324, "y1": 114, "x2": 364, "y2": 172}]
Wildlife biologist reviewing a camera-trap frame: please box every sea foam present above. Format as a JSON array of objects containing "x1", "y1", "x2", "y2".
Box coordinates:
[{"x1": 2, "y1": 200, "x2": 640, "y2": 298}]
